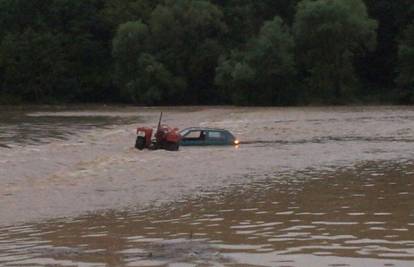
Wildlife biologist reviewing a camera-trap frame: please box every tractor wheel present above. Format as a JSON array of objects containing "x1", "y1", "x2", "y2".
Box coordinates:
[
  {"x1": 135, "y1": 136, "x2": 146, "y2": 150},
  {"x1": 165, "y1": 142, "x2": 179, "y2": 151}
]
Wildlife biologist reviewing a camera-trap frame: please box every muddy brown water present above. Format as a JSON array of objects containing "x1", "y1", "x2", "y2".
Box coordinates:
[{"x1": 1, "y1": 106, "x2": 414, "y2": 266}]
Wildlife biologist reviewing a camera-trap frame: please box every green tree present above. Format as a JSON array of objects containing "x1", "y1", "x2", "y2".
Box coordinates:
[
  {"x1": 0, "y1": 29, "x2": 72, "y2": 101},
  {"x1": 112, "y1": 21, "x2": 186, "y2": 104},
  {"x1": 358, "y1": 0, "x2": 413, "y2": 95},
  {"x1": 149, "y1": 0, "x2": 226, "y2": 103},
  {"x1": 0, "y1": 0, "x2": 112, "y2": 103},
  {"x1": 396, "y1": 23, "x2": 414, "y2": 102},
  {"x1": 100, "y1": 0, "x2": 159, "y2": 31},
  {"x1": 112, "y1": 20, "x2": 150, "y2": 99},
  {"x1": 211, "y1": 0, "x2": 299, "y2": 47},
  {"x1": 216, "y1": 16, "x2": 296, "y2": 105},
  {"x1": 216, "y1": 52, "x2": 256, "y2": 104},
  {"x1": 294, "y1": 0, "x2": 377, "y2": 102},
  {"x1": 112, "y1": 0, "x2": 226, "y2": 104},
  {"x1": 1, "y1": 0, "x2": 412, "y2": 105},
  {"x1": 124, "y1": 54, "x2": 185, "y2": 104}
]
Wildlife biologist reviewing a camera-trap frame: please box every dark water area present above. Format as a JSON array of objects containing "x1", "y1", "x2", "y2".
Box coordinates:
[
  {"x1": 0, "y1": 161, "x2": 413, "y2": 266},
  {"x1": 1, "y1": 106, "x2": 414, "y2": 266},
  {"x1": 0, "y1": 107, "x2": 140, "y2": 147}
]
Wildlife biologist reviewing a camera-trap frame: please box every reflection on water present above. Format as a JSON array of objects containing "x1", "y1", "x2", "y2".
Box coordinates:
[{"x1": 0, "y1": 161, "x2": 413, "y2": 267}]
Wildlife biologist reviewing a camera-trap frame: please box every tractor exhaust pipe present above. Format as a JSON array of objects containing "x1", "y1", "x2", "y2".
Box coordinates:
[{"x1": 157, "y1": 112, "x2": 163, "y2": 132}]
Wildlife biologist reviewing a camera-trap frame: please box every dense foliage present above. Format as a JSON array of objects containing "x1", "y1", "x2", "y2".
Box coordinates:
[
  {"x1": 293, "y1": 0, "x2": 377, "y2": 103},
  {"x1": 397, "y1": 23, "x2": 414, "y2": 103},
  {"x1": 0, "y1": 0, "x2": 413, "y2": 105},
  {"x1": 216, "y1": 16, "x2": 296, "y2": 105}
]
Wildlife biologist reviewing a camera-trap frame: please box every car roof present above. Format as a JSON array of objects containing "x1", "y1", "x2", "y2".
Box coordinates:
[{"x1": 180, "y1": 127, "x2": 230, "y2": 132}]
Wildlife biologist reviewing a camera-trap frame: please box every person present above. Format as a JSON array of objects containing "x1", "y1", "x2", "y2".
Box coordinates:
[{"x1": 200, "y1": 131, "x2": 206, "y2": 141}]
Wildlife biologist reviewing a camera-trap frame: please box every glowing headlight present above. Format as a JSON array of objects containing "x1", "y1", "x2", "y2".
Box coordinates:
[{"x1": 234, "y1": 140, "x2": 240, "y2": 145}]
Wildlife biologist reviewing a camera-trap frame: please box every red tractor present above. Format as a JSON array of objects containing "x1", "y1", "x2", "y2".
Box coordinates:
[{"x1": 135, "y1": 113, "x2": 181, "y2": 151}]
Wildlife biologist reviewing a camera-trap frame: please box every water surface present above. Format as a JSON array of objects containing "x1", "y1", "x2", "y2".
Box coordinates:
[
  {"x1": 0, "y1": 161, "x2": 413, "y2": 266},
  {"x1": 1, "y1": 106, "x2": 414, "y2": 266}
]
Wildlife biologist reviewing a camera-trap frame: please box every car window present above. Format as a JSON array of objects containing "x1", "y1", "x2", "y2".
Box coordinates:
[
  {"x1": 179, "y1": 129, "x2": 190, "y2": 136},
  {"x1": 207, "y1": 131, "x2": 225, "y2": 140},
  {"x1": 184, "y1": 130, "x2": 202, "y2": 139}
]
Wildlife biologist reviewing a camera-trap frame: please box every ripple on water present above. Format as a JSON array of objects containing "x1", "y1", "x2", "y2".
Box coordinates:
[{"x1": 0, "y1": 161, "x2": 414, "y2": 266}]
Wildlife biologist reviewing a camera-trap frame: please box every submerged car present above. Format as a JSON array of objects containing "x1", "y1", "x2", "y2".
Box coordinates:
[{"x1": 179, "y1": 127, "x2": 239, "y2": 146}]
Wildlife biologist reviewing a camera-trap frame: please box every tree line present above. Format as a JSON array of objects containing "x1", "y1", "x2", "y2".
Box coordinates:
[{"x1": 0, "y1": 0, "x2": 413, "y2": 105}]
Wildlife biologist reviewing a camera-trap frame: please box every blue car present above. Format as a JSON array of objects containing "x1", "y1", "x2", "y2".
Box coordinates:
[{"x1": 179, "y1": 128, "x2": 239, "y2": 146}]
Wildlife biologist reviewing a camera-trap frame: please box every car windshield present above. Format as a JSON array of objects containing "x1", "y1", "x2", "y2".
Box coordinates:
[{"x1": 179, "y1": 129, "x2": 192, "y2": 136}]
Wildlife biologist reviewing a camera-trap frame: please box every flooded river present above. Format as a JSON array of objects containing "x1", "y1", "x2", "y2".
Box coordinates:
[{"x1": 0, "y1": 106, "x2": 414, "y2": 266}]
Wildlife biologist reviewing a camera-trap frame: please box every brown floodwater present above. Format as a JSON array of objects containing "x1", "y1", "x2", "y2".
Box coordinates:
[{"x1": 1, "y1": 106, "x2": 414, "y2": 266}]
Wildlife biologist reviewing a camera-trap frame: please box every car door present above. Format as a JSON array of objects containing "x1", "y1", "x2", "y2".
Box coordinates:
[
  {"x1": 206, "y1": 130, "x2": 227, "y2": 145},
  {"x1": 181, "y1": 130, "x2": 206, "y2": 146}
]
